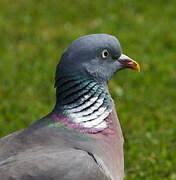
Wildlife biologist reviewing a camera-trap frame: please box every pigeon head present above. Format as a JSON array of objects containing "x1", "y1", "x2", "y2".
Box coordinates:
[
  {"x1": 56, "y1": 34, "x2": 140, "y2": 85},
  {"x1": 53, "y1": 34, "x2": 140, "y2": 132}
]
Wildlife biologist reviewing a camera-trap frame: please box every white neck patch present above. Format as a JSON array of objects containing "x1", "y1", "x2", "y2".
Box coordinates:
[
  {"x1": 57, "y1": 78, "x2": 112, "y2": 130},
  {"x1": 66, "y1": 95, "x2": 112, "y2": 130}
]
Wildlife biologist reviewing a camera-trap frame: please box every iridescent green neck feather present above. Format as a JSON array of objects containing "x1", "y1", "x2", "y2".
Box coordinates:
[{"x1": 53, "y1": 75, "x2": 113, "y2": 131}]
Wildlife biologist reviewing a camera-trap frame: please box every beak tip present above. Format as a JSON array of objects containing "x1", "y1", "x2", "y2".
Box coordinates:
[{"x1": 132, "y1": 61, "x2": 140, "y2": 71}]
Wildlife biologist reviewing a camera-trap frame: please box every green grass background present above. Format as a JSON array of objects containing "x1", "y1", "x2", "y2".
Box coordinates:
[{"x1": 0, "y1": 0, "x2": 175, "y2": 179}]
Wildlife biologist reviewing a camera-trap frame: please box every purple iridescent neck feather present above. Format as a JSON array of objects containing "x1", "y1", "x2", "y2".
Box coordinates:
[{"x1": 50, "y1": 75, "x2": 115, "y2": 134}]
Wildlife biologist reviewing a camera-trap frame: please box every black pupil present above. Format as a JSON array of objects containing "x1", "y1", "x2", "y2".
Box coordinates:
[{"x1": 104, "y1": 51, "x2": 108, "y2": 57}]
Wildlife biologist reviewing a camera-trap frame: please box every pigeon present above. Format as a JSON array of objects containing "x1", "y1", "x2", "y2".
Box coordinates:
[{"x1": 0, "y1": 34, "x2": 140, "y2": 180}]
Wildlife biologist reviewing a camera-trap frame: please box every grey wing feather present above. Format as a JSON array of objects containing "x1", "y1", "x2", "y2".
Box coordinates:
[{"x1": 0, "y1": 147, "x2": 109, "y2": 180}]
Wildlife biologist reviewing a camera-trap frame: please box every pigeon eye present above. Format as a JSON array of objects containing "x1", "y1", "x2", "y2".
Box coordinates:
[{"x1": 101, "y1": 49, "x2": 109, "y2": 59}]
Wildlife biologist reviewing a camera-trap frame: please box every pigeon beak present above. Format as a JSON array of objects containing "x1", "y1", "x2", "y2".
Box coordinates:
[{"x1": 118, "y1": 54, "x2": 140, "y2": 71}]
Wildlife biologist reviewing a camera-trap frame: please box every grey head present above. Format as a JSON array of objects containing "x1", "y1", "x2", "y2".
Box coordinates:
[
  {"x1": 55, "y1": 34, "x2": 140, "y2": 85},
  {"x1": 53, "y1": 34, "x2": 140, "y2": 132}
]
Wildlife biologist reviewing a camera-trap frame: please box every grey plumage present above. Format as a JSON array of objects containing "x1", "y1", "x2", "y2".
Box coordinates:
[
  {"x1": 0, "y1": 114, "x2": 124, "y2": 180},
  {"x1": 0, "y1": 34, "x2": 140, "y2": 180}
]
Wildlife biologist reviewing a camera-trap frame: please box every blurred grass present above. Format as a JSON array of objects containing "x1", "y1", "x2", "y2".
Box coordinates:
[{"x1": 0, "y1": 0, "x2": 176, "y2": 179}]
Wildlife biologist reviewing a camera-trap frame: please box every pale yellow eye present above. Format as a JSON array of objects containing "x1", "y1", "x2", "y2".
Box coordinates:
[{"x1": 101, "y1": 49, "x2": 109, "y2": 59}]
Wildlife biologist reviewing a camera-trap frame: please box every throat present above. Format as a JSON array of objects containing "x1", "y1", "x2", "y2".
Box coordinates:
[{"x1": 52, "y1": 75, "x2": 113, "y2": 133}]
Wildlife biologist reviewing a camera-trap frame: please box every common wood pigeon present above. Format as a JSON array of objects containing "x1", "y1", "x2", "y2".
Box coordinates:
[{"x1": 0, "y1": 34, "x2": 140, "y2": 180}]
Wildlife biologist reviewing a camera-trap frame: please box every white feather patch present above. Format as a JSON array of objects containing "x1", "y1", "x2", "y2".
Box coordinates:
[
  {"x1": 67, "y1": 96, "x2": 98, "y2": 113},
  {"x1": 80, "y1": 110, "x2": 110, "y2": 128},
  {"x1": 66, "y1": 93, "x2": 112, "y2": 130},
  {"x1": 70, "y1": 106, "x2": 106, "y2": 120},
  {"x1": 94, "y1": 121, "x2": 108, "y2": 129},
  {"x1": 70, "y1": 98, "x2": 104, "y2": 118}
]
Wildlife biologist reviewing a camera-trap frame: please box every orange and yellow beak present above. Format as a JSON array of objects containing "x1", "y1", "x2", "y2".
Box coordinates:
[{"x1": 118, "y1": 54, "x2": 140, "y2": 71}]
